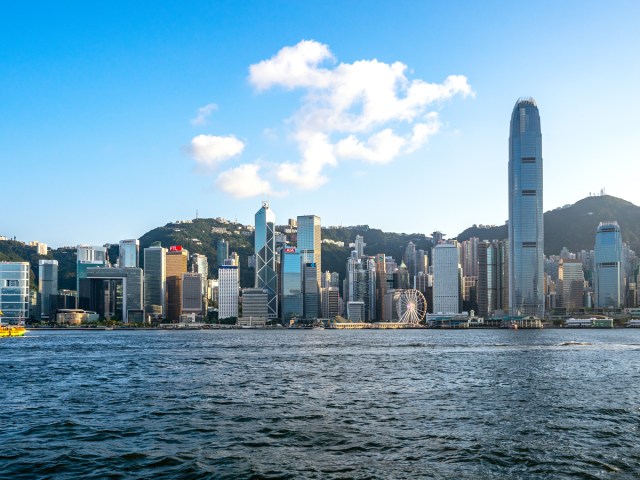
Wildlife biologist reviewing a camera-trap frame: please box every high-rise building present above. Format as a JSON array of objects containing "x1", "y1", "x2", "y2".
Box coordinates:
[
  {"x1": 303, "y1": 262, "x2": 319, "y2": 319},
  {"x1": 217, "y1": 239, "x2": 229, "y2": 271},
  {"x1": 281, "y1": 247, "x2": 303, "y2": 321},
  {"x1": 594, "y1": 222, "x2": 624, "y2": 308},
  {"x1": 166, "y1": 246, "x2": 189, "y2": 321},
  {"x1": 242, "y1": 288, "x2": 269, "y2": 319},
  {"x1": 38, "y1": 259, "x2": 58, "y2": 320},
  {"x1": 297, "y1": 214, "x2": 321, "y2": 317},
  {"x1": 76, "y1": 245, "x2": 108, "y2": 291},
  {"x1": 478, "y1": 241, "x2": 496, "y2": 318},
  {"x1": 508, "y1": 97, "x2": 544, "y2": 317},
  {"x1": 144, "y1": 245, "x2": 166, "y2": 317},
  {"x1": 321, "y1": 287, "x2": 340, "y2": 318},
  {"x1": 182, "y1": 272, "x2": 205, "y2": 316},
  {"x1": 351, "y1": 235, "x2": 366, "y2": 258},
  {"x1": 118, "y1": 239, "x2": 139, "y2": 268},
  {"x1": 255, "y1": 202, "x2": 278, "y2": 319},
  {"x1": 0, "y1": 262, "x2": 30, "y2": 324},
  {"x1": 84, "y1": 267, "x2": 143, "y2": 323},
  {"x1": 558, "y1": 259, "x2": 585, "y2": 311},
  {"x1": 433, "y1": 244, "x2": 460, "y2": 314},
  {"x1": 404, "y1": 241, "x2": 417, "y2": 280},
  {"x1": 218, "y1": 265, "x2": 239, "y2": 319}
]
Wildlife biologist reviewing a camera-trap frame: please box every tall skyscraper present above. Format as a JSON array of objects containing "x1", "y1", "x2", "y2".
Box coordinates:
[
  {"x1": 297, "y1": 215, "x2": 321, "y2": 317},
  {"x1": 594, "y1": 222, "x2": 624, "y2": 308},
  {"x1": 182, "y1": 272, "x2": 205, "y2": 317},
  {"x1": 218, "y1": 265, "x2": 239, "y2": 319},
  {"x1": 508, "y1": 97, "x2": 544, "y2": 317},
  {"x1": 166, "y1": 246, "x2": 189, "y2": 321},
  {"x1": 38, "y1": 259, "x2": 58, "y2": 320},
  {"x1": 255, "y1": 201, "x2": 278, "y2": 319},
  {"x1": 143, "y1": 245, "x2": 166, "y2": 317},
  {"x1": 118, "y1": 239, "x2": 139, "y2": 268},
  {"x1": 433, "y1": 244, "x2": 460, "y2": 314},
  {"x1": 281, "y1": 247, "x2": 303, "y2": 321}
]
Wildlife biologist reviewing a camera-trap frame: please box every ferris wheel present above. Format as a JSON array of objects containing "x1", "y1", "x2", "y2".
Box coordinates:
[{"x1": 396, "y1": 289, "x2": 427, "y2": 325}]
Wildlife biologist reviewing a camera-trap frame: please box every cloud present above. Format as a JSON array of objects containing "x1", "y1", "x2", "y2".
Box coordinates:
[
  {"x1": 190, "y1": 103, "x2": 218, "y2": 125},
  {"x1": 248, "y1": 40, "x2": 473, "y2": 189},
  {"x1": 216, "y1": 164, "x2": 271, "y2": 199},
  {"x1": 190, "y1": 134, "x2": 245, "y2": 168}
]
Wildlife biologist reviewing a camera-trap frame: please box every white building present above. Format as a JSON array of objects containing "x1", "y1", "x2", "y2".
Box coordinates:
[
  {"x1": 218, "y1": 265, "x2": 239, "y2": 319},
  {"x1": 0, "y1": 262, "x2": 30, "y2": 323},
  {"x1": 433, "y1": 243, "x2": 460, "y2": 314}
]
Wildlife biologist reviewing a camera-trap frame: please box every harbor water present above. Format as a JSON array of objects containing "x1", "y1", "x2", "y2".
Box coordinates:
[{"x1": 2, "y1": 329, "x2": 640, "y2": 479}]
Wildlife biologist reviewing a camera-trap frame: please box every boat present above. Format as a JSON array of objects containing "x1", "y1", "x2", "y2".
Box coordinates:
[{"x1": 0, "y1": 325, "x2": 27, "y2": 337}]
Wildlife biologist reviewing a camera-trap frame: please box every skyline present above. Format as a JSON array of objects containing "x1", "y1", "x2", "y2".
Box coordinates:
[{"x1": 2, "y1": 2, "x2": 640, "y2": 248}]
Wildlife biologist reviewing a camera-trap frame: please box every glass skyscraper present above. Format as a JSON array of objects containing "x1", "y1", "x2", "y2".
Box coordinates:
[
  {"x1": 281, "y1": 248, "x2": 303, "y2": 321},
  {"x1": 255, "y1": 201, "x2": 278, "y2": 319},
  {"x1": 0, "y1": 262, "x2": 30, "y2": 324},
  {"x1": 297, "y1": 215, "x2": 321, "y2": 318},
  {"x1": 508, "y1": 98, "x2": 544, "y2": 317},
  {"x1": 594, "y1": 222, "x2": 623, "y2": 308}
]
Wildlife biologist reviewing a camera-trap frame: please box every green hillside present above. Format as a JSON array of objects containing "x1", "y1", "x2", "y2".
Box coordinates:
[{"x1": 457, "y1": 195, "x2": 640, "y2": 255}]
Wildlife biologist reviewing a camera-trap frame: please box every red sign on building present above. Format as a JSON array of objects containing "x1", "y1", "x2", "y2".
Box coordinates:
[{"x1": 169, "y1": 245, "x2": 183, "y2": 252}]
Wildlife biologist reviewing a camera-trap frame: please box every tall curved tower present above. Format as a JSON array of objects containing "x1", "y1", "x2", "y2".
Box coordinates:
[{"x1": 508, "y1": 98, "x2": 544, "y2": 317}]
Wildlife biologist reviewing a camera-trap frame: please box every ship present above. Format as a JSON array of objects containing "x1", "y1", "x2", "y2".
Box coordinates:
[{"x1": 0, "y1": 325, "x2": 27, "y2": 337}]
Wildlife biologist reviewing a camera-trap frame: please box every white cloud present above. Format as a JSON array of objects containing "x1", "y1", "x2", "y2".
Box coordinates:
[
  {"x1": 190, "y1": 103, "x2": 218, "y2": 126},
  {"x1": 216, "y1": 164, "x2": 271, "y2": 199},
  {"x1": 190, "y1": 134, "x2": 245, "y2": 168},
  {"x1": 248, "y1": 40, "x2": 473, "y2": 189}
]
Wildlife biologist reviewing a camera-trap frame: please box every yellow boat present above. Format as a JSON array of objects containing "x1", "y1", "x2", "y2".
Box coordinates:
[{"x1": 0, "y1": 325, "x2": 27, "y2": 337}]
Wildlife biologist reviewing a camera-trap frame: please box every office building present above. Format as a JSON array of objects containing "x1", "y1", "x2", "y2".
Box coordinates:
[
  {"x1": 321, "y1": 287, "x2": 340, "y2": 318},
  {"x1": 255, "y1": 201, "x2": 278, "y2": 319},
  {"x1": 166, "y1": 246, "x2": 189, "y2": 321},
  {"x1": 218, "y1": 265, "x2": 239, "y2": 319},
  {"x1": 297, "y1": 215, "x2": 321, "y2": 316},
  {"x1": 242, "y1": 288, "x2": 269, "y2": 318},
  {"x1": 38, "y1": 259, "x2": 58, "y2": 320},
  {"x1": 508, "y1": 97, "x2": 544, "y2": 317},
  {"x1": 76, "y1": 245, "x2": 108, "y2": 291},
  {"x1": 0, "y1": 262, "x2": 30, "y2": 324},
  {"x1": 182, "y1": 272, "x2": 205, "y2": 316},
  {"x1": 144, "y1": 245, "x2": 166, "y2": 317},
  {"x1": 433, "y1": 244, "x2": 460, "y2": 314},
  {"x1": 594, "y1": 222, "x2": 624, "y2": 308},
  {"x1": 217, "y1": 239, "x2": 229, "y2": 270},
  {"x1": 83, "y1": 267, "x2": 143, "y2": 323},
  {"x1": 347, "y1": 301, "x2": 365, "y2": 321},
  {"x1": 119, "y1": 239, "x2": 139, "y2": 268},
  {"x1": 558, "y1": 259, "x2": 585, "y2": 311},
  {"x1": 478, "y1": 241, "x2": 496, "y2": 318},
  {"x1": 281, "y1": 247, "x2": 303, "y2": 321}
]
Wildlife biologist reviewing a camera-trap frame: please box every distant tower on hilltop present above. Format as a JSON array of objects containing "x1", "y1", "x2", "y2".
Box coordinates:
[{"x1": 508, "y1": 98, "x2": 544, "y2": 317}]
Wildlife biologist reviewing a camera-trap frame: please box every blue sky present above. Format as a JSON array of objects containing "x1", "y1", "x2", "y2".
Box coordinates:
[{"x1": 2, "y1": 1, "x2": 639, "y2": 247}]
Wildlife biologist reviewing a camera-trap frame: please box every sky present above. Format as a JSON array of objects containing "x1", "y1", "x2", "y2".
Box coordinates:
[{"x1": 2, "y1": 1, "x2": 639, "y2": 247}]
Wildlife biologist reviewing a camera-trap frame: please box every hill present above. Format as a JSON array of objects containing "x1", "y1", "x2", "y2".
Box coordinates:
[{"x1": 457, "y1": 195, "x2": 640, "y2": 255}]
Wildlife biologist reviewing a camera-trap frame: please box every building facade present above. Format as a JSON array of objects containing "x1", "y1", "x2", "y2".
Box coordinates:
[
  {"x1": 119, "y1": 239, "x2": 139, "y2": 268},
  {"x1": 38, "y1": 259, "x2": 58, "y2": 320},
  {"x1": 143, "y1": 245, "x2": 166, "y2": 317},
  {"x1": 218, "y1": 265, "x2": 239, "y2": 319}
]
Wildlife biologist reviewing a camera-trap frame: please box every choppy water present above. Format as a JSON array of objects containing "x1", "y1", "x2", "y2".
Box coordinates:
[{"x1": 2, "y1": 329, "x2": 640, "y2": 479}]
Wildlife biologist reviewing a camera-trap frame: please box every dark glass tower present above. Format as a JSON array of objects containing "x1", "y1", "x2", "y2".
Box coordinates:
[{"x1": 508, "y1": 98, "x2": 544, "y2": 317}]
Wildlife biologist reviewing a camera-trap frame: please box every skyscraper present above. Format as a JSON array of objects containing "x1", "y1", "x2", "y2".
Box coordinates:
[
  {"x1": 281, "y1": 247, "x2": 303, "y2": 321},
  {"x1": 297, "y1": 215, "x2": 321, "y2": 317},
  {"x1": 433, "y1": 244, "x2": 460, "y2": 314},
  {"x1": 38, "y1": 259, "x2": 58, "y2": 320},
  {"x1": 217, "y1": 239, "x2": 229, "y2": 271},
  {"x1": 508, "y1": 98, "x2": 544, "y2": 317},
  {"x1": 0, "y1": 262, "x2": 30, "y2": 324},
  {"x1": 76, "y1": 245, "x2": 107, "y2": 291},
  {"x1": 143, "y1": 244, "x2": 166, "y2": 317},
  {"x1": 594, "y1": 222, "x2": 624, "y2": 308},
  {"x1": 218, "y1": 265, "x2": 239, "y2": 319},
  {"x1": 118, "y1": 239, "x2": 139, "y2": 268},
  {"x1": 166, "y1": 246, "x2": 189, "y2": 321},
  {"x1": 255, "y1": 201, "x2": 278, "y2": 319}
]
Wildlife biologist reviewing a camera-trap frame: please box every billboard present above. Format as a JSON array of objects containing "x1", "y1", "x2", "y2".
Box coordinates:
[{"x1": 169, "y1": 245, "x2": 183, "y2": 252}]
